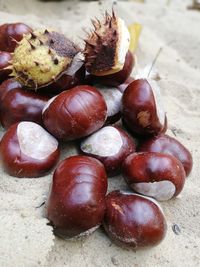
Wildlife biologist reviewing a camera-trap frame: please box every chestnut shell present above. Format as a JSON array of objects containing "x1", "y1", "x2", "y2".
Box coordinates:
[
  {"x1": 47, "y1": 155, "x2": 108, "y2": 238},
  {"x1": 138, "y1": 134, "x2": 193, "y2": 176},
  {"x1": 103, "y1": 190, "x2": 167, "y2": 249},
  {"x1": 91, "y1": 51, "x2": 134, "y2": 87}
]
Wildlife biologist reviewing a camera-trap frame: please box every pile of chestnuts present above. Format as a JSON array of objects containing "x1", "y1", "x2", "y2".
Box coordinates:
[{"x1": 0, "y1": 12, "x2": 193, "y2": 250}]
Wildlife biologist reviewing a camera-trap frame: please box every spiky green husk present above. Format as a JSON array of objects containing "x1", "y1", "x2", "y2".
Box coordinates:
[{"x1": 11, "y1": 29, "x2": 79, "y2": 89}]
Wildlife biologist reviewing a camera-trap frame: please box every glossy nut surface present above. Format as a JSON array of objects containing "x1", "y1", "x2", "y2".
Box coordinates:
[
  {"x1": 0, "y1": 78, "x2": 49, "y2": 129},
  {"x1": 123, "y1": 152, "x2": 186, "y2": 201},
  {"x1": 80, "y1": 126, "x2": 135, "y2": 176},
  {"x1": 0, "y1": 51, "x2": 12, "y2": 82},
  {"x1": 0, "y1": 23, "x2": 32, "y2": 52},
  {"x1": 103, "y1": 190, "x2": 167, "y2": 249},
  {"x1": 122, "y1": 78, "x2": 167, "y2": 136},
  {"x1": 92, "y1": 51, "x2": 134, "y2": 86},
  {"x1": 47, "y1": 155, "x2": 108, "y2": 238},
  {"x1": 43, "y1": 85, "x2": 107, "y2": 141},
  {"x1": 0, "y1": 121, "x2": 59, "y2": 178},
  {"x1": 138, "y1": 134, "x2": 193, "y2": 176}
]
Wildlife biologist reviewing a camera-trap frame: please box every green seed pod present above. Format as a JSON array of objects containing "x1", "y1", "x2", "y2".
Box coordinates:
[{"x1": 11, "y1": 29, "x2": 79, "y2": 89}]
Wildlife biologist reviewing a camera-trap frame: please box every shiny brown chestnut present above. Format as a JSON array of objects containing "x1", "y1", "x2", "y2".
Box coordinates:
[
  {"x1": 138, "y1": 134, "x2": 193, "y2": 176},
  {"x1": 123, "y1": 152, "x2": 186, "y2": 201},
  {"x1": 80, "y1": 126, "x2": 136, "y2": 176},
  {"x1": 0, "y1": 78, "x2": 49, "y2": 129},
  {"x1": 42, "y1": 85, "x2": 107, "y2": 141},
  {"x1": 91, "y1": 51, "x2": 134, "y2": 87},
  {"x1": 0, "y1": 51, "x2": 12, "y2": 82},
  {"x1": 0, "y1": 121, "x2": 59, "y2": 178},
  {"x1": 0, "y1": 23, "x2": 32, "y2": 52},
  {"x1": 95, "y1": 85, "x2": 122, "y2": 124},
  {"x1": 103, "y1": 190, "x2": 167, "y2": 249},
  {"x1": 47, "y1": 155, "x2": 108, "y2": 238},
  {"x1": 122, "y1": 78, "x2": 167, "y2": 136}
]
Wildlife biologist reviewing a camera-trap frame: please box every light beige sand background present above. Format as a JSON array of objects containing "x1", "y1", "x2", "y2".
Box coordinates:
[{"x1": 0, "y1": 0, "x2": 200, "y2": 266}]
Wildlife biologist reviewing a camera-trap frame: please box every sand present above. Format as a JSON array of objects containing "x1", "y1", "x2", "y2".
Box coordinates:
[{"x1": 0, "y1": 0, "x2": 200, "y2": 266}]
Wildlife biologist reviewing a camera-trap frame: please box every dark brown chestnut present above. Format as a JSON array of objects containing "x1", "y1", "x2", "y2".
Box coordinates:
[
  {"x1": 0, "y1": 23, "x2": 32, "y2": 52},
  {"x1": 42, "y1": 85, "x2": 107, "y2": 141},
  {"x1": 138, "y1": 134, "x2": 193, "y2": 177},
  {"x1": 0, "y1": 51, "x2": 12, "y2": 82},
  {"x1": 103, "y1": 190, "x2": 167, "y2": 249},
  {"x1": 46, "y1": 155, "x2": 108, "y2": 238},
  {"x1": 91, "y1": 51, "x2": 135, "y2": 87},
  {"x1": 122, "y1": 152, "x2": 186, "y2": 201},
  {"x1": 80, "y1": 126, "x2": 135, "y2": 176},
  {"x1": 0, "y1": 78, "x2": 49, "y2": 129},
  {"x1": 122, "y1": 78, "x2": 167, "y2": 136},
  {"x1": 95, "y1": 85, "x2": 122, "y2": 124},
  {"x1": 0, "y1": 121, "x2": 59, "y2": 178}
]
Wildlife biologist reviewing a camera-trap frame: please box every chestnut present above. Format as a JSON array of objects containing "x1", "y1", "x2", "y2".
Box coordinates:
[
  {"x1": 46, "y1": 155, "x2": 108, "y2": 239},
  {"x1": 95, "y1": 85, "x2": 122, "y2": 124},
  {"x1": 0, "y1": 79, "x2": 49, "y2": 129},
  {"x1": 42, "y1": 85, "x2": 107, "y2": 141},
  {"x1": 0, "y1": 51, "x2": 12, "y2": 83},
  {"x1": 122, "y1": 78, "x2": 167, "y2": 136},
  {"x1": 103, "y1": 190, "x2": 167, "y2": 249},
  {"x1": 0, "y1": 23, "x2": 32, "y2": 52},
  {"x1": 91, "y1": 51, "x2": 134, "y2": 87},
  {"x1": 0, "y1": 121, "x2": 59, "y2": 178},
  {"x1": 80, "y1": 126, "x2": 136, "y2": 176},
  {"x1": 138, "y1": 134, "x2": 193, "y2": 176},
  {"x1": 122, "y1": 152, "x2": 186, "y2": 201}
]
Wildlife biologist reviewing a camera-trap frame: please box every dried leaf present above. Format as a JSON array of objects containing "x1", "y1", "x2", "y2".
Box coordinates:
[{"x1": 128, "y1": 22, "x2": 142, "y2": 53}]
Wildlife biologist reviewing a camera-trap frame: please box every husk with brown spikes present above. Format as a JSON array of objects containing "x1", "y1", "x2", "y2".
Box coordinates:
[
  {"x1": 84, "y1": 10, "x2": 124, "y2": 76},
  {"x1": 10, "y1": 29, "x2": 79, "y2": 90}
]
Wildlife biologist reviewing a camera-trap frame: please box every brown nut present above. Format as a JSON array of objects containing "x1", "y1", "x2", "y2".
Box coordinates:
[
  {"x1": 0, "y1": 23, "x2": 32, "y2": 52},
  {"x1": 42, "y1": 85, "x2": 107, "y2": 141},
  {"x1": 47, "y1": 155, "x2": 108, "y2": 239},
  {"x1": 122, "y1": 78, "x2": 167, "y2": 136},
  {"x1": 103, "y1": 190, "x2": 167, "y2": 249},
  {"x1": 0, "y1": 78, "x2": 49, "y2": 129},
  {"x1": 122, "y1": 152, "x2": 186, "y2": 201},
  {"x1": 0, "y1": 51, "x2": 12, "y2": 82},
  {"x1": 0, "y1": 121, "x2": 59, "y2": 178},
  {"x1": 138, "y1": 134, "x2": 193, "y2": 176},
  {"x1": 80, "y1": 126, "x2": 135, "y2": 176}
]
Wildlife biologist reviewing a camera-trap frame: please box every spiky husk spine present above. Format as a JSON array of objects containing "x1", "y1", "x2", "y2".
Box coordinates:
[
  {"x1": 10, "y1": 29, "x2": 79, "y2": 89},
  {"x1": 84, "y1": 10, "x2": 122, "y2": 76}
]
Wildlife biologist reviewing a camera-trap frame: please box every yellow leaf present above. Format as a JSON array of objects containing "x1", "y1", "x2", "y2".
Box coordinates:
[{"x1": 128, "y1": 23, "x2": 142, "y2": 53}]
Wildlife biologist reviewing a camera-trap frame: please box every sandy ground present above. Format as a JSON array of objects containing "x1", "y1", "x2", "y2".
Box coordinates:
[{"x1": 0, "y1": 0, "x2": 200, "y2": 266}]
